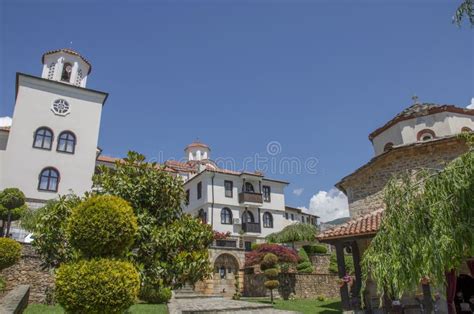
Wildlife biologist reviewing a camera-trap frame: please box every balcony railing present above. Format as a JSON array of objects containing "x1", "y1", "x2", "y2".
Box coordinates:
[
  {"x1": 214, "y1": 239, "x2": 238, "y2": 248},
  {"x1": 238, "y1": 192, "x2": 263, "y2": 204},
  {"x1": 242, "y1": 222, "x2": 261, "y2": 233}
]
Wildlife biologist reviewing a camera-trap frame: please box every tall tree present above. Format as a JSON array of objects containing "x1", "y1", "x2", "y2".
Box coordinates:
[
  {"x1": 361, "y1": 135, "x2": 474, "y2": 300},
  {"x1": 0, "y1": 188, "x2": 26, "y2": 237},
  {"x1": 454, "y1": 0, "x2": 473, "y2": 25}
]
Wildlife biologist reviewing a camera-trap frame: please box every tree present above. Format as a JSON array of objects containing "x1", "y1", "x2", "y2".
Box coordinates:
[
  {"x1": 93, "y1": 151, "x2": 213, "y2": 290},
  {"x1": 361, "y1": 135, "x2": 474, "y2": 300},
  {"x1": 266, "y1": 223, "x2": 318, "y2": 248},
  {"x1": 454, "y1": 0, "x2": 473, "y2": 26},
  {"x1": 245, "y1": 243, "x2": 299, "y2": 267},
  {"x1": 0, "y1": 188, "x2": 26, "y2": 237},
  {"x1": 261, "y1": 253, "x2": 280, "y2": 304}
]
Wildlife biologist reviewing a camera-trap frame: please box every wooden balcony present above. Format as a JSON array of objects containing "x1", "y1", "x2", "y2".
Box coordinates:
[
  {"x1": 238, "y1": 192, "x2": 263, "y2": 204},
  {"x1": 242, "y1": 222, "x2": 261, "y2": 233},
  {"x1": 214, "y1": 239, "x2": 238, "y2": 248}
]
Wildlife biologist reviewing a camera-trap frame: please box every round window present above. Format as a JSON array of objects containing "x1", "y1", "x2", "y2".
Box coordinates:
[{"x1": 51, "y1": 99, "x2": 71, "y2": 116}]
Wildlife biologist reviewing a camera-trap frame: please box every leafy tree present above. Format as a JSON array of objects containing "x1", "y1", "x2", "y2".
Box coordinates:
[
  {"x1": 454, "y1": 0, "x2": 473, "y2": 26},
  {"x1": 93, "y1": 151, "x2": 213, "y2": 289},
  {"x1": 266, "y1": 223, "x2": 318, "y2": 247},
  {"x1": 245, "y1": 243, "x2": 299, "y2": 267},
  {"x1": 362, "y1": 135, "x2": 473, "y2": 300},
  {"x1": 32, "y1": 194, "x2": 81, "y2": 268},
  {"x1": 0, "y1": 188, "x2": 26, "y2": 237}
]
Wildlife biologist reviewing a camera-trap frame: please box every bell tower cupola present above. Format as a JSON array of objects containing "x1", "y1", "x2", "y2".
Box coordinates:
[
  {"x1": 185, "y1": 141, "x2": 211, "y2": 161},
  {"x1": 41, "y1": 48, "x2": 91, "y2": 88}
]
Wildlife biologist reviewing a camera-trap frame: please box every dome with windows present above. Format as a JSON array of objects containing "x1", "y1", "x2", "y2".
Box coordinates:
[
  {"x1": 41, "y1": 48, "x2": 91, "y2": 88},
  {"x1": 369, "y1": 102, "x2": 474, "y2": 156},
  {"x1": 185, "y1": 141, "x2": 211, "y2": 161}
]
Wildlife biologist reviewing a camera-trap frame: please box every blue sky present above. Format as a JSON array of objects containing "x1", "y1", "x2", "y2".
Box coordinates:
[{"x1": 0, "y1": 0, "x2": 472, "y2": 221}]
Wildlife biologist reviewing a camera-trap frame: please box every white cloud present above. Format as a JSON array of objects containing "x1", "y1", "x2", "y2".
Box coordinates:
[
  {"x1": 467, "y1": 98, "x2": 474, "y2": 109},
  {"x1": 0, "y1": 116, "x2": 12, "y2": 127},
  {"x1": 293, "y1": 188, "x2": 304, "y2": 196},
  {"x1": 300, "y1": 188, "x2": 349, "y2": 223}
]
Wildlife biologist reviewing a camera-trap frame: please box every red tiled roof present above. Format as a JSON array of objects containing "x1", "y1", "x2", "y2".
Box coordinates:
[
  {"x1": 369, "y1": 103, "x2": 474, "y2": 141},
  {"x1": 165, "y1": 160, "x2": 197, "y2": 173},
  {"x1": 185, "y1": 142, "x2": 210, "y2": 151},
  {"x1": 318, "y1": 209, "x2": 384, "y2": 241},
  {"x1": 42, "y1": 48, "x2": 92, "y2": 74},
  {"x1": 96, "y1": 155, "x2": 121, "y2": 163}
]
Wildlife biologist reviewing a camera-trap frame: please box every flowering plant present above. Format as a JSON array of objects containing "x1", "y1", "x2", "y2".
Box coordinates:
[{"x1": 213, "y1": 231, "x2": 231, "y2": 240}]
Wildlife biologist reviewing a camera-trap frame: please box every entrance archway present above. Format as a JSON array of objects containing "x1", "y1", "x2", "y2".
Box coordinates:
[{"x1": 213, "y1": 253, "x2": 240, "y2": 296}]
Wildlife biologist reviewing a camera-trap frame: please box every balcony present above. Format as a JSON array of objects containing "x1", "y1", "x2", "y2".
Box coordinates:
[
  {"x1": 214, "y1": 239, "x2": 238, "y2": 248},
  {"x1": 242, "y1": 222, "x2": 261, "y2": 233},
  {"x1": 238, "y1": 192, "x2": 263, "y2": 204}
]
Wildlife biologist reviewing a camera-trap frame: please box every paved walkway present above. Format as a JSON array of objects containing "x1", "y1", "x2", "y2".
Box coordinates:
[{"x1": 168, "y1": 297, "x2": 300, "y2": 313}]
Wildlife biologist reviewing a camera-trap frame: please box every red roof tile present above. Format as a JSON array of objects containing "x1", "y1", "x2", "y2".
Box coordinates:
[
  {"x1": 42, "y1": 48, "x2": 92, "y2": 74},
  {"x1": 318, "y1": 209, "x2": 384, "y2": 241}
]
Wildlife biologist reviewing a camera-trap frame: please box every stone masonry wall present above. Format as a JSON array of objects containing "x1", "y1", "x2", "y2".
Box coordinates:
[
  {"x1": 244, "y1": 273, "x2": 339, "y2": 299},
  {"x1": 0, "y1": 244, "x2": 53, "y2": 304},
  {"x1": 310, "y1": 254, "x2": 331, "y2": 274},
  {"x1": 342, "y1": 138, "x2": 468, "y2": 218}
]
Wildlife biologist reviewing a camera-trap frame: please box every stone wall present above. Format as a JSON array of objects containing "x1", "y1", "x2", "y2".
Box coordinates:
[
  {"x1": 340, "y1": 138, "x2": 469, "y2": 218},
  {"x1": 310, "y1": 254, "x2": 330, "y2": 274},
  {"x1": 0, "y1": 243, "x2": 53, "y2": 304},
  {"x1": 243, "y1": 273, "x2": 339, "y2": 299}
]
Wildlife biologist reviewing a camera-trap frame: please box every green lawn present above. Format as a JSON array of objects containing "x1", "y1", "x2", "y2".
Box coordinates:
[
  {"x1": 242, "y1": 297, "x2": 342, "y2": 314},
  {"x1": 24, "y1": 304, "x2": 168, "y2": 314}
]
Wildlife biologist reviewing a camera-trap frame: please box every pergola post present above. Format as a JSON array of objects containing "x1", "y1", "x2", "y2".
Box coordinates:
[
  {"x1": 335, "y1": 241, "x2": 351, "y2": 310},
  {"x1": 351, "y1": 240, "x2": 363, "y2": 310}
]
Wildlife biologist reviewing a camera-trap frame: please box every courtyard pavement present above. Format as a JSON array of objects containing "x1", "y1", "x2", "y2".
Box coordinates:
[{"x1": 168, "y1": 297, "x2": 300, "y2": 313}]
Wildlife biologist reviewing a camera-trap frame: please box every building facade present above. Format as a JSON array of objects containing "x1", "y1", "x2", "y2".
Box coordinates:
[{"x1": 318, "y1": 101, "x2": 474, "y2": 312}]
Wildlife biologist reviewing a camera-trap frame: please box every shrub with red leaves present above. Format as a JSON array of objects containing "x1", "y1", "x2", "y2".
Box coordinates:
[
  {"x1": 213, "y1": 231, "x2": 231, "y2": 240},
  {"x1": 245, "y1": 244, "x2": 299, "y2": 267}
]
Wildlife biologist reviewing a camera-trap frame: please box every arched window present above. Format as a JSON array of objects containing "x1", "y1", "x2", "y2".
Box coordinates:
[
  {"x1": 263, "y1": 212, "x2": 273, "y2": 228},
  {"x1": 461, "y1": 127, "x2": 472, "y2": 133},
  {"x1": 383, "y1": 142, "x2": 394, "y2": 152},
  {"x1": 198, "y1": 208, "x2": 207, "y2": 224},
  {"x1": 417, "y1": 129, "x2": 436, "y2": 141},
  {"x1": 57, "y1": 131, "x2": 76, "y2": 154},
  {"x1": 61, "y1": 62, "x2": 73, "y2": 82},
  {"x1": 38, "y1": 167, "x2": 60, "y2": 192},
  {"x1": 244, "y1": 182, "x2": 254, "y2": 193},
  {"x1": 242, "y1": 210, "x2": 254, "y2": 223},
  {"x1": 33, "y1": 127, "x2": 53, "y2": 150},
  {"x1": 221, "y1": 208, "x2": 232, "y2": 224}
]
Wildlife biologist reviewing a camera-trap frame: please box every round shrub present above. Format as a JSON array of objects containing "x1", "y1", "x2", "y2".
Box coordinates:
[
  {"x1": 250, "y1": 243, "x2": 261, "y2": 251},
  {"x1": 67, "y1": 195, "x2": 137, "y2": 257},
  {"x1": 264, "y1": 268, "x2": 279, "y2": 278},
  {"x1": 303, "y1": 244, "x2": 327, "y2": 255},
  {"x1": 0, "y1": 238, "x2": 21, "y2": 270},
  {"x1": 139, "y1": 285, "x2": 172, "y2": 304},
  {"x1": 261, "y1": 253, "x2": 278, "y2": 270},
  {"x1": 264, "y1": 280, "x2": 279, "y2": 290},
  {"x1": 0, "y1": 188, "x2": 25, "y2": 210},
  {"x1": 55, "y1": 258, "x2": 140, "y2": 314}
]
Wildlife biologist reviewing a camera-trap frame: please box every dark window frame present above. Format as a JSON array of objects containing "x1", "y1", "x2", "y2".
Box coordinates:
[
  {"x1": 291, "y1": 213, "x2": 294, "y2": 221},
  {"x1": 57, "y1": 131, "x2": 76, "y2": 154},
  {"x1": 198, "y1": 208, "x2": 207, "y2": 224},
  {"x1": 224, "y1": 180, "x2": 233, "y2": 198},
  {"x1": 197, "y1": 182, "x2": 202, "y2": 200},
  {"x1": 33, "y1": 127, "x2": 54, "y2": 150},
  {"x1": 263, "y1": 212, "x2": 273, "y2": 228},
  {"x1": 38, "y1": 167, "x2": 60, "y2": 192},
  {"x1": 185, "y1": 189, "x2": 190, "y2": 205},
  {"x1": 61, "y1": 62, "x2": 73, "y2": 82},
  {"x1": 263, "y1": 185, "x2": 271, "y2": 202},
  {"x1": 242, "y1": 210, "x2": 255, "y2": 223},
  {"x1": 221, "y1": 207, "x2": 233, "y2": 224},
  {"x1": 244, "y1": 182, "x2": 254, "y2": 193}
]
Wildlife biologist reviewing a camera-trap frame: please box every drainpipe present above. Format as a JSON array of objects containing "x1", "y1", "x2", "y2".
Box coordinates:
[{"x1": 211, "y1": 173, "x2": 215, "y2": 228}]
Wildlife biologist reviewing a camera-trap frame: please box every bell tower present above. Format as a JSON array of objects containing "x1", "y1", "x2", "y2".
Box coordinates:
[{"x1": 41, "y1": 48, "x2": 91, "y2": 88}]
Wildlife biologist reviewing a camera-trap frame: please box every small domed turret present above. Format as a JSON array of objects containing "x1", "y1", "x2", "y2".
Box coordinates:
[{"x1": 41, "y1": 48, "x2": 91, "y2": 88}]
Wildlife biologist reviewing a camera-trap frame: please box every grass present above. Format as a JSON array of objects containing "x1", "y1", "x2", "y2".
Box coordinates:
[
  {"x1": 242, "y1": 297, "x2": 342, "y2": 314},
  {"x1": 24, "y1": 303, "x2": 168, "y2": 314}
]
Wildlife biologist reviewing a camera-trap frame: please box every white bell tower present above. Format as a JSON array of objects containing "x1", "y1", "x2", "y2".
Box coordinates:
[
  {"x1": 41, "y1": 48, "x2": 91, "y2": 88},
  {"x1": 185, "y1": 141, "x2": 211, "y2": 161}
]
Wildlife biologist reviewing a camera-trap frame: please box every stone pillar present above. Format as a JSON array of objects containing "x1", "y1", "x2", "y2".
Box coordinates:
[{"x1": 335, "y1": 241, "x2": 351, "y2": 311}]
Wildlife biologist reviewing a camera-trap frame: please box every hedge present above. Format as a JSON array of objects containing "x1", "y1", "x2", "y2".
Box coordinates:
[
  {"x1": 67, "y1": 195, "x2": 138, "y2": 258},
  {"x1": 0, "y1": 238, "x2": 21, "y2": 270},
  {"x1": 303, "y1": 244, "x2": 328, "y2": 255},
  {"x1": 296, "y1": 248, "x2": 314, "y2": 273},
  {"x1": 55, "y1": 258, "x2": 140, "y2": 313},
  {"x1": 139, "y1": 285, "x2": 172, "y2": 304}
]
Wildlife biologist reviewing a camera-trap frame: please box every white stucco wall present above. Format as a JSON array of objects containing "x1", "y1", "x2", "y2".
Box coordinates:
[
  {"x1": 372, "y1": 112, "x2": 474, "y2": 155},
  {"x1": 0, "y1": 74, "x2": 106, "y2": 201}
]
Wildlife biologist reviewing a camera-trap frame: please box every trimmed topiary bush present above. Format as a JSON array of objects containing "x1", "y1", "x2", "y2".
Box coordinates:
[
  {"x1": 55, "y1": 258, "x2": 140, "y2": 313},
  {"x1": 0, "y1": 237, "x2": 21, "y2": 270},
  {"x1": 264, "y1": 280, "x2": 279, "y2": 290},
  {"x1": 264, "y1": 268, "x2": 279, "y2": 278},
  {"x1": 261, "y1": 253, "x2": 279, "y2": 304},
  {"x1": 296, "y1": 248, "x2": 314, "y2": 273},
  {"x1": 261, "y1": 253, "x2": 279, "y2": 270},
  {"x1": 67, "y1": 195, "x2": 137, "y2": 258},
  {"x1": 303, "y1": 244, "x2": 328, "y2": 255},
  {"x1": 139, "y1": 285, "x2": 172, "y2": 304}
]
